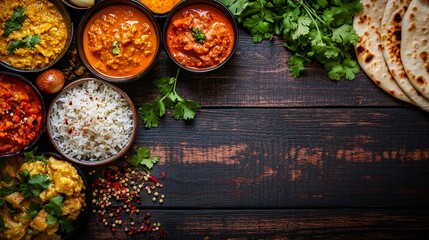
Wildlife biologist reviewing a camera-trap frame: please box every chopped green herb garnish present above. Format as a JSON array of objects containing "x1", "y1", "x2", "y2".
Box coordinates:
[
  {"x1": 190, "y1": 27, "x2": 206, "y2": 43},
  {"x1": 139, "y1": 68, "x2": 201, "y2": 128},
  {"x1": 59, "y1": 217, "x2": 74, "y2": 233},
  {"x1": 7, "y1": 34, "x2": 41, "y2": 54},
  {"x1": 220, "y1": 0, "x2": 362, "y2": 80},
  {"x1": 24, "y1": 202, "x2": 42, "y2": 219},
  {"x1": 19, "y1": 174, "x2": 51, "y2": 198},
  {"x1": 112, "y1": 41, "x2": 120, "y2": 55},
  {"x1": 3, "y1": 6, "x2": 27, "y2": 38},
  {"x1": 23, "y1": 147, "x2": 46, "y2": 163},
  {"x1": 45, "y1": 195, "x2": 64, "y2": 226},
  {"x1": 126, "y1": 147, "x2": 160, "y2": 169}
]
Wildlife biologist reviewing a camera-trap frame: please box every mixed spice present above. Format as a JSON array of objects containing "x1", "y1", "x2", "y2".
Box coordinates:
[{"x1": 88, "y1": 157, "x2": 166, "y2": 239}]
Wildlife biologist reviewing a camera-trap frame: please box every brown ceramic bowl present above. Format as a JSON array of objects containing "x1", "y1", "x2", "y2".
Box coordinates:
[
  {"x1": 0, "y1": 72, "x2": 46, "y2": 158},
  {"x1": 76, "y1": 0, "x2": 161, "y2": 82},
  {"x1": 46, "y1": 78, "x2": 137, "y2": 166},
  {"x1": 163, "y1": 0, "x2": 238, "y2": 73},
  {"x1": 0, "y1": 0, "x2": 73, "y2": 73}
]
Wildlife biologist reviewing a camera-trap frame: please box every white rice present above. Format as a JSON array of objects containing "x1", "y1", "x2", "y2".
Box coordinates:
[{"x1": 49, "y1": 80, "x2": 134, "y2": 161}]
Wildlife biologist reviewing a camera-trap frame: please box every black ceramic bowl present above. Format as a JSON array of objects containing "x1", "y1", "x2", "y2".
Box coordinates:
[
  {"x1": 0, "y1": 0, "x2": 73, "y2": 73},
  {"x1": 76, "y1": 0, "x2": 161, "y2": 83},
  {"x1": 0, "y1": 71, "x2": 46, "y2": 158},
  {"x1": 163, "y1": 0, "x2": 238, "y2": 73}
]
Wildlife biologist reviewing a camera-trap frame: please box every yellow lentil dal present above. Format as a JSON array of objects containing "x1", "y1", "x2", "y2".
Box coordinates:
[{"x1": 0, "y1": 0, "x2": 68, "y2": 70}]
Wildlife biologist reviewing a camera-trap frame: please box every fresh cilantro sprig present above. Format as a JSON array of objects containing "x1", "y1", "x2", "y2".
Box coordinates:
[
  {"x1": 139, "y1": 69, "x2": 201, "y2": 128},
  {"x1": 3, "y1": 6, "x2": 27, "y2": 38},
  {"x1": 7, "y1": 34, "x2": 41, "y2": 54},
  {"x1": 45, "y1": 195, "x2": 63, "y2": 225},
  {"x1": 190, "y1": 27, "x2": 206, "y2": 43},
  {"x1": 24, "y1": 202, "x2": 42, "y2": 219},
  {"x1": 126, "y1": 147, "x2": 160, "y2": 170},
  {"x1": 19, "y1": 174, "x2": 51, "y2": 198},
  {"x1": 23, "y1": 147, "x2": 46, "y2": 163},
  {"x1": 221, "y1": 0, "x2": 362, "y2": 80}
]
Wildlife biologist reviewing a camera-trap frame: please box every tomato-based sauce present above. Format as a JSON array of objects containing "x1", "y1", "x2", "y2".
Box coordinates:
[
  {"x1": 0, "y1": 75, "x2": 43, "y2": 154},
  {"x1": 166, "y1": 4, "x2": 235, "y2": 70},
  {"x1": 83, "y1": 5, "x2": 158, "y2": 78}
]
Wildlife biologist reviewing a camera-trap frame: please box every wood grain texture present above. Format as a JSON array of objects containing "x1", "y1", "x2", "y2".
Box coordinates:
[
  {"x1": 74, "y1": 209, "x2": 429, "y2": 240},
  {"x1": 39, "y1": 107, "x2": 426, "y2": 210}
]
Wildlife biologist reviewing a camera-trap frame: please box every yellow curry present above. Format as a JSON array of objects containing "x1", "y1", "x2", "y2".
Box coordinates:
[
  {"x1": 0, "y1": 154, "x2": 86, "y2": 240},
  {"x1": 0, "y1": 0, "x2": 68, "y2": 70}
]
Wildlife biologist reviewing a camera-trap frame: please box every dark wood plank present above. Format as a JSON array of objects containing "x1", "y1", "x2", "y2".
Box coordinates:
[
  {"x1": 47, "y1": 107, "x2": 427, "y2": 209},
  {"x1": 73, "y1": 209, "x2": 429, "y2": 239}
]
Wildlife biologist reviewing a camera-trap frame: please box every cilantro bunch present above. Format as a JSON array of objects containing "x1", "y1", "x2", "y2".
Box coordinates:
[
  {"x1": 221, "y1": 0, "x2": 363, "y2": 80},
  {"x1": 140, "y1": 69, "x2": 201, "y2": 128}
]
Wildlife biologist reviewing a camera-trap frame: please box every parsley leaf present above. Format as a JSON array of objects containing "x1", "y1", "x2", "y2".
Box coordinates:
[
  {"x1": 221, "y1": 0, "x2": 362, "y2": 81},
  {"x1": 139, "y1": 69, "x2": 201, "y2": 128},
  {"x1": 45, "y1": 195, "x2": 64, "y2": 225},
  {"x1": 190, "y1": 27, "x2": 206, "y2": 43},
  {"x1": 126, "y1": 147, "x2": 160, "y2": 169},
  {"x1": 24, "y1": 202, "x2": 42, "y2": 219},
  {"x1": 20, "y1": 174, "x2": 51, "y2": 198},
  {"x1": 59, "y1": 217, "x2": 74, "y2": 233},
  {"x1": 7, "y1": 34, "x2": 41, "y2": 54},
  {"x1": 23, "y1": 147, "x2": 46, "y2": 163},
  {"x1": 3, "y1": 6, "x2": 27, "y2": 38}
]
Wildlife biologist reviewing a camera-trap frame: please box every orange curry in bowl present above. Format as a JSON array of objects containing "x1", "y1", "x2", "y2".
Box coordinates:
[
  {"x1": 165, "y1": 3, "x2": 236, "y2": 70},
  {"x1": 0, "y1": 74, "x2": 44, "y2": 155},
  {"x1": 139, "y1": 0, "x2": 181, "y2": 15},
  {"x1": 83, "y1": 5, "x2": 158, "y2": 79}
]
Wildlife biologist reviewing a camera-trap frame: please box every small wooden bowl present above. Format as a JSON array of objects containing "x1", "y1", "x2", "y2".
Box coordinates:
[{"x1": 46, "y1": 78, "x2": 137, "y2": 166}]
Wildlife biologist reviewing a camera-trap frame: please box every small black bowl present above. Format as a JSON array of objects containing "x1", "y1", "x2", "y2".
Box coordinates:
[
  {"x1": 0, "y1": 0, "x2": 73, "y2": 73},
  {"x1": 0, "y1": 71, "x2": 46, "y2": 158},
  {"x1": 163, "y1": 0, "x2": 238, "y2": 73},
  {"x1": 76, "y1": 0, "x2": 161, "y2": 83}
]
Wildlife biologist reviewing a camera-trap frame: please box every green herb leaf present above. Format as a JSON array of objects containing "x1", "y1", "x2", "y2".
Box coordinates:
[
  {"x1": 45, "y1": 195, "x2": 63, "y2": 217},
  {"x1": 46, "y1": 214, "x2": 58, "y2": 226},
  {"x1": 23, "y1": 147, "x2": 44, "y2": 162},
  {"x1": 190, "y1": 27, "x2": 206, "y2": 43},
  {"x1": 20, "y1": 169, "x2": 29, "y2": 179},
  {"x1": 3, "y1": 6, "x2": 27, "y2": 38},
  {"x1": 112, "y1": 41, "x2": 120, "y2": 55},
  {"x1": 20, "y1": 174, "x2": 51, "y2": 198},
  {"x1": 139, "y1": 69, "x2": 201, "y2": 128},
  {"x1": 24, "y1": 202, "x2": 42, "y2": 219},
  {"x1": 126, "y1": 147, "x2": 160, "y2": 169},
  {"x1": 221, "y1": 0, "x2": 362, "y2": 80},
  {"x1": 0, "y1": 198, "x2": 5, "y2": 207},
  {"x1": 7, "y1": 34, "x2": 41, "y2": 54},
  {"x1": 59, "y1": 217, "x2": 74, "y2": 233}
]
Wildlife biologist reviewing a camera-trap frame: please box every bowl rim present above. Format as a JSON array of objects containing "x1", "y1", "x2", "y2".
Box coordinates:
[
  {"x1": 0, "y1": 71, "x2": 46, "y2": 159},
  {"x1": 0, "y1": 0, "x2": 73, "y2": 73},
  {"x1": 76, "y1": 0, "x2": 162, "y2": 83},
  {"x1": 60, "y1": 0, "x2": 93, "y2": 10},
  {"x1": 46, "y1": 78, "x2": 138, "y2": 166},
  {"x1": 163, "y1": 0, "x2": 239, "y2": 73}
]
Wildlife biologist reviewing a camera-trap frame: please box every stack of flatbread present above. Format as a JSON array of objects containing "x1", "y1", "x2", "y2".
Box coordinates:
[{"x1": 353, "y1": 0, "x2": 429, "y2": 111}]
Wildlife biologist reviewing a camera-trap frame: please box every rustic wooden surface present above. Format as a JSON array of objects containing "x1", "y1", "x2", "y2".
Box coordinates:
[{"x1": 2, "y1": 5, "x2": 429, "y2": 240}]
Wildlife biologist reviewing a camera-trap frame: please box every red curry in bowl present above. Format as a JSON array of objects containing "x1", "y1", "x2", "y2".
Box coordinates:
[
  {"x1": 0, "y1": 72, "x2": 44, "y2": 156},
  {"x1": 79, "y1": 1, "x2": 160, "y2": 81},
  {"x1": 164, "y1": 0, "x2": 237, "y2": 71}
]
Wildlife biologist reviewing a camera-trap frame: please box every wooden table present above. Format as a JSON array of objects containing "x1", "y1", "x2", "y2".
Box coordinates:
[{"x1": 3, "y1": 6, "x2": 429, "y2": 240}]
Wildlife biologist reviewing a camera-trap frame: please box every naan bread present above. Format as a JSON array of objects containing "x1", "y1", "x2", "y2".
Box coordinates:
[
  {"x1": 354, "y1": 0, "x2": 413, "y2": 104},
  {"x1": 401, "y1": 0, "x2": 429, "y2": 100},
  {"x1": 380, "y1": 0, "x2": 429, "y2": 111}
]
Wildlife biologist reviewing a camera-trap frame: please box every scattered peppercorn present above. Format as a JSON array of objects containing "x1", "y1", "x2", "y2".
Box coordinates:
[{"x1": 89, "y1": 161, "x2": 166, "y2": 239}]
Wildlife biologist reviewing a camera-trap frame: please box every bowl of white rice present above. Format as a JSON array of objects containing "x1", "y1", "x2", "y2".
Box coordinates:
[{"x1": 47, "y1": 78, "x2": 137, "y2": 165}]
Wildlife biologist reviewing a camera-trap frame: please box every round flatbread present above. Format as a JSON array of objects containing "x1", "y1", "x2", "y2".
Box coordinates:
[
  {"x1": 380, "y1": 0, "x2": 429, "y2": 111},
  {"x1": 401, "y1": 0, "x2": 429, "y2": 100},
  {"x1": 354, "y1": 0, "x2": 413, "y2": 104}
]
